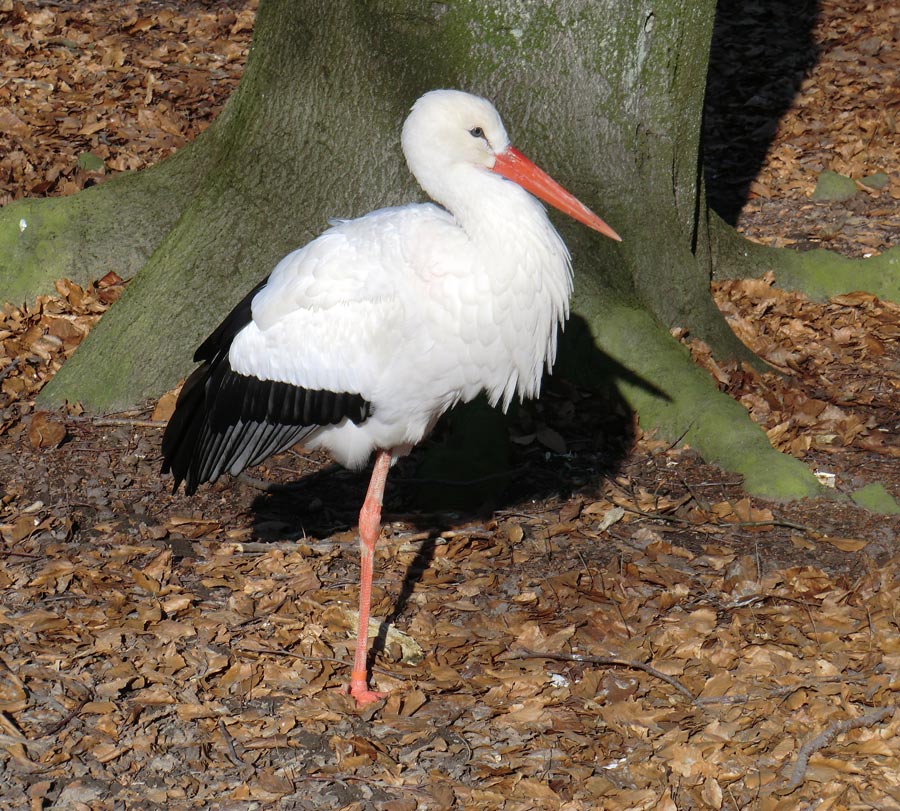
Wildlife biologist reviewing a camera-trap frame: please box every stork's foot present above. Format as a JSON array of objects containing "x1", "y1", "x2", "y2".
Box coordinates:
[{"x1": 348, "y1": 674, "x2": 387, "y2": 707}]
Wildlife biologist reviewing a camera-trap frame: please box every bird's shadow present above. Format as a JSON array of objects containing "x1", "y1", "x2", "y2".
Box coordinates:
[
  {"x1": 246, "y1": 313, "x2": 660, "y2": 647},
  {"x1": 247, "y1": 310, "x2": 664, "y2": 519}
]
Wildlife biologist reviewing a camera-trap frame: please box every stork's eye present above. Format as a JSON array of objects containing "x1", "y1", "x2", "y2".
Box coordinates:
[{"x1": 469, "y1": 126, "x2": 485, "y2": 139}]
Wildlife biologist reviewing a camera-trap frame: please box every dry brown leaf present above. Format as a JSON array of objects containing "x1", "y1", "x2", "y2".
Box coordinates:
[
  {"x1": 152, "y1": 388, "x2": 179, "y2": 422},
  {"x1": 819, "y1": 537, "x2": 868, "y2": 552},
  {"x1": 27, "y1": 411, "x2": 67, "y2": 448}
]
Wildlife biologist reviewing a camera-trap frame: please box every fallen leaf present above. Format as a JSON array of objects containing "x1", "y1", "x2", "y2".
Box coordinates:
[
  {"x1": 820, "y1": 537, "x2": 868, "y2": 552},
  {"x1": 152, "y1": 389, "x2": 179, "y2": 422},
  {"x1": 27, "y1": 412, "x2": 67, "y2": 448}
]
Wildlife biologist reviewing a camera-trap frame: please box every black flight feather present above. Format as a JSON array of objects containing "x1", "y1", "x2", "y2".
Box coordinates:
[{"x1": 161, "y1": 276, "x2": 372, "y2": 494}]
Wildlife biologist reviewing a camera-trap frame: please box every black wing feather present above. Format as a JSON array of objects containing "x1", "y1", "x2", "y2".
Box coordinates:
[
  {"x1": 161, "y1": 277, "x2": 372, "y2": 494},
  {"x1": 194, "y1": 277, "x2": 268, "y2": 363}
]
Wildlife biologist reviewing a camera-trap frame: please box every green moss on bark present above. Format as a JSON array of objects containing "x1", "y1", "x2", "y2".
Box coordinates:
[
  {"x1": 39, "y1": 172, "x2": 295, "y2": 410},
  {"x1": 0, "y1": 145, "x2": 211, "y2": 304},
  {"x1": 711, "y1": 211, "x2": 900, "y2": 303},
  {"x1": 851, "y1": 484, "x2": 900, "y2": 515},
  {"x1": 566, "y1": 279, "x2": 823, "y2": 500},
  {"x1": 771, "y1": 246, "x2": 900, "y2": 302}
]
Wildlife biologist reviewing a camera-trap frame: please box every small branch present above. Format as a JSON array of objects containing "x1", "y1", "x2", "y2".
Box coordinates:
[
  {"x1": 679, "y1": 475, "x2": 711, "y2": 512},
  {"x1": 64, "y1": 415, "x2": 165, "y2": 429},
  {"x1": 783, "y1": 706, "x2": 894, "y2": 792},
  {"x1": 235, "y1": 474, "x2": 282, "y2": 491},
  {"x1": 233, "y1": 528, "x2": 486, "y2": 555},
  {"x1": 0, "y1": 357, "x2": 23, "y2": 384},
  {"x1": 397, "y1": 527, "x2": 493, "y2": 542},
  {"x1": 38, "y1": 694, "x2": 91, "y2": 738},
  {"x1": 238, "y1": 644, "x2": 350, "y2": 669},
  {"x1": 696, "y1": 676, "x2": 864, "y2": 707},
  {"x1": 619, "y1": 501, "x2": 819, "y2": 534},
  {"x1": 288, "y1": 773, "x2": 430, "y2": 796},
  {"x1": 234, "y1": 541, "x2": 327, "y2": 554},
  {"x1": 510, "y1": 650, "x2": 865, "y2": 713},
  {"x1": 218, "y1": 719, "x2": 248, "y2": 768},
  {"x1": 509, "y1": 649, "x2": 698, "y2": 705}
]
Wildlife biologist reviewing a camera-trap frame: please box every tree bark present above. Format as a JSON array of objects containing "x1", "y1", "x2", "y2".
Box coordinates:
[
  {"x1": 0, "y1": 143, "x2": 212, "y2": 305},
  {"x1": 5, "y1": 0, "x2": 863, "y2": 499}
]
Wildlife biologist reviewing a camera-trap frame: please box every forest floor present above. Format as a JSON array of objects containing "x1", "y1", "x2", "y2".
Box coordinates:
[{"x1": 1, "y1": 1, "x2": 900, "y2": 810}]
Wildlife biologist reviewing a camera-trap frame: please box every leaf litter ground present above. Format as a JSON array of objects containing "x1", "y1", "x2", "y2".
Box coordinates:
[{"x1": 1, "y1": 1, "x2": 900, "y2": 809}]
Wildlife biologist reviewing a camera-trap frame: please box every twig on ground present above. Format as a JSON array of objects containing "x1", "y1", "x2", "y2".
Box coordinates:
[
  {"x1": 235, "y1": 474, "x2": 282, "y2": 491},
  {"x1": 38, "y1": 694, "x2": 91, "y2": 738},
  {"x1": 235, "y1": 541, "x2": 330, "y2": 554},
  {"x1": 64, "y1": 415, "x2": 165, "y2": 429},
  {"x1": 696, "y1": 675, "x2": 866, "y2": 707},
  {"x1": 218, "y1": 718, "x2": 248, "y2": 768},
  {"x1": 0, "y1": 357, "x2": 23, "y2": 384},
  {"x1": 509, "y1": 649, "x2": 698, "y2": 705},
  {"x1": 783, "y1": 706, "x2": 895, "y2": 792},
  {"x1": 615, "y1": 502, "x2": 819, "y2": 535},
  {"x1": 289, "y1": 773, "x2": 430, "y2": 796},
  {"x1": 233, "y1": 528, "x2": 485, "y2": 555},
  {"x1": 510, "y1": 650, "x2": 870, "y2": 714}
]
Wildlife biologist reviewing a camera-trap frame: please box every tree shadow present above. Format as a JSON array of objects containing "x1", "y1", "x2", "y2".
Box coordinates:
[{"x1": 703, "y1": 0, "x2": 820, "y2": 224}]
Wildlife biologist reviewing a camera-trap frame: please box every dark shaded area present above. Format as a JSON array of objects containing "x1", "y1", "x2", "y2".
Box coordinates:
[
  {"x1": 244, "y1": 314, "x2": 657, "y2": 545},
  {"x1": 244, "y1": 346, "x2": 640, "y2": 647},
  {"x1": 703, "y1": 0, "x2": 820, "y2": 223},
  {"x1": 247, "y1": 374, "x2": 637, "y2": 539}
]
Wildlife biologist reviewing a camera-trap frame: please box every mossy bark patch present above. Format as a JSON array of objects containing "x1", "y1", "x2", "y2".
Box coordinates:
[
  {"x1": 711, "y1": 214, "x2": 900, "y2": 305},
  {"x1": 810, "y1": 169, "x2": 858, "y2": 202},
  {"x1": 851, "y1": 483, "x2": 900, "y2": 515},
  {"x1": 570, "y1": 291, "x2": 823, "y2": 501},
  {"x1": 773, "y1": 245, "x2": 900, "y2": 303},
  {"x1": 0, "y1": 145, "x2": 211, "y2": 304},
  {"x1": 860, "y1": 171, "x2": 889, "y2": 191}
]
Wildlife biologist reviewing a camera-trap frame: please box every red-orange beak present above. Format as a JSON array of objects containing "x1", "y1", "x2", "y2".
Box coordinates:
[{"x1": 491, "y1": 147, "x2": 622, "y2": 242}]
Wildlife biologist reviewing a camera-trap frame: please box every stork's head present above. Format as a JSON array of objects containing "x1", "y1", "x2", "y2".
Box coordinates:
[
  {"x1": 401, "y1": 89, "x2": 621, "y2": 241},
  {"x1": 401, "y1": 89, "x2": 510, "y2": 177}
]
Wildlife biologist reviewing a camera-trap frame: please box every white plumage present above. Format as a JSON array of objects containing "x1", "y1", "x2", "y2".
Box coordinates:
[
  {"x1": 161, "y1": 89, "x2": 620, "y2": 706},
  {"x1": 229, "y1": 93, "x2": 577, "y2": 470}
]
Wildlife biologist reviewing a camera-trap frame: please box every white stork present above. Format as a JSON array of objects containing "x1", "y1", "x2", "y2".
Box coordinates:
[{"x1": 161, "y1": 89, "x2": 620, "y2": 706}]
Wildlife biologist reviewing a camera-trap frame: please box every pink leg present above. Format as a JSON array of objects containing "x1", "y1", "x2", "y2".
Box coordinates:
[{"x1": 348, "y1": 449, "x2": 393, "y2": 707}]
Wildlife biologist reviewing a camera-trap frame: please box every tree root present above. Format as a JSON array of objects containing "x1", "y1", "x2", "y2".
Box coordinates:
[
  {"x1": 0, "y1": 144, "x2": 211, "y2": 305},
  {"x1": 710, "y1": 210, "x2": 900, "y2": 304},
  {"x1": 36, "y1": 164, "x2": 298, "y2": 411},
  {"x1": 567, "y1": 299, "x2": 823, "y2": 501}
]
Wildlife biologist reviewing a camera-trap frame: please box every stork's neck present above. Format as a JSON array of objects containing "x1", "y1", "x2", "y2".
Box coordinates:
[
  {"x1": 416, "y1": 162, "x2": 573, "y2": 413},
  {"x1": 429, "y1": 164, "x2": 557, "y2": 250},
  {"x1": 421, "y1": 160, "x2": 574, "y2": 313}
]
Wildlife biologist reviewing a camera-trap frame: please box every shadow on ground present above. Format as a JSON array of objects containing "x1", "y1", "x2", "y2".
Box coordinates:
[
  {"x1": 245, "y1": 316, "x2": 658, "y2": 544},
  {"x1": 704, "y1": 0, "x2": 820, "y2": 223}
]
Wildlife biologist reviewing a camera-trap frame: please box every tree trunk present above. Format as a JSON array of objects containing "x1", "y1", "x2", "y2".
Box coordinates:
[{"x1": 3, "y1": 0, "x2": 843, "y2": 498}]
